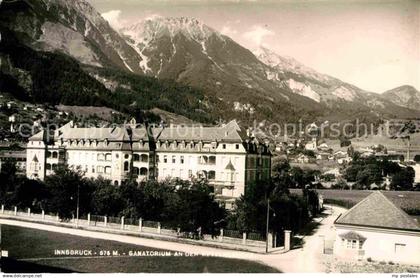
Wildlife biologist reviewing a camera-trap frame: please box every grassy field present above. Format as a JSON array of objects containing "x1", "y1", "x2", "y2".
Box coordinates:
[
  {"x1": 1, "y1": 225, "x2": 278, "y2": 273},
  {"x1": 290, "y1": 189, "x2": 420, "y2": 214}
]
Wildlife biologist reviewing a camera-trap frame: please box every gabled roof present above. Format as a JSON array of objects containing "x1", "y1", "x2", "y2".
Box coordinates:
[
  {"x1": 338, "y1": 231, "x2": 367, "y2": 241},
  {"x1": 32, "y1": 155, "x2": 39, "y2": 163},
  {"x1": 152, "y1": 120, "x2": 244, "y2": 142},
  {"x1": 335, "y1": 191, "x2": 420, "y2": 232},
  {"x1": 225, "y1": 160, "x2": 236, "y2": 171}
]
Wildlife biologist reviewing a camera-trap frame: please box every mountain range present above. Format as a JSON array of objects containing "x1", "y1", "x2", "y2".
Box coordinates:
[{"x1": 0, "y1": 0, "x2": 419, "y2": 133}]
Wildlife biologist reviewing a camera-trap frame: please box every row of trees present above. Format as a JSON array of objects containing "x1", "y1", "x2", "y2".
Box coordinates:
[
  {"x1": 0, "y1": 163, "x2": 226, "y2": 236},
  {"x1": 344, "y1": 156, "x2": 415, "y2": 190},
  {"x1": 1, "y1": 161, "x2": 321, "y2": 239},
  {"x1": 228, "y1": 161, "x2": 321, "y2": 239}
]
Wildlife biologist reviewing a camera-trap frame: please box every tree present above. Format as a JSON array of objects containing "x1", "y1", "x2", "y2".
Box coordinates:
[
  {"x1": 395, "y1": 121, "x2": 416, "y2": 161},
  {"x1": 230, "y1": 179, "x2": 312, "y2": 239},
  {"x1": 391, "y1": 167, "x2": 415, "y2": 190},
  {"x1": 0, "y1": 160, "x2": 17, "y2": 204},
  {"x1": 90, "y1": 177, "x2": 124, "y2": 216},
  {"x1": 168, "y1": 179, "x2": 226, "y2": 236},
  {"x1": 10, "y1": 178, "x2": 48, "y2": 212},
  {"x1": 44, "y1": 166, "x2": 93, "y2": 220}
]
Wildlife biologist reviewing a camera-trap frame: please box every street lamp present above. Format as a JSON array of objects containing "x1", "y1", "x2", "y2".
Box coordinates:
[
  {"x1": 71, "y1": 184, "x2": 80, "y2": 228},
  {"x1": 76, "y1": 183, "x2": 80, "y2": 228},
  {"x1": 265, "y1": 198, "x2": 270, "y2": 253}
]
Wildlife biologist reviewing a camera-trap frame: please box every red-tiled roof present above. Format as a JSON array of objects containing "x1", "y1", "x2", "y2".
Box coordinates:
[{"x1": 335, "y1": 191, "x2": 420, "y2": 231}]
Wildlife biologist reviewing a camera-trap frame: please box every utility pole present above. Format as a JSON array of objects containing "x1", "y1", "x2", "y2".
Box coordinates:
[
  {"x1": 76, "y1": 183, "x2": 80, "y2": 228},
  {"x1": 265, "y1": 198, "x2": 270, "y2": 253}
]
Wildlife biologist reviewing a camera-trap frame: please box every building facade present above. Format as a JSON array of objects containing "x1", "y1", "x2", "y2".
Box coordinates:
[
  {"x1": 26, "y1": 120, "x2": 271, "y2": 207},
  {"x1": 333, "y1": 191, "x2": 420, "y2": 265}
]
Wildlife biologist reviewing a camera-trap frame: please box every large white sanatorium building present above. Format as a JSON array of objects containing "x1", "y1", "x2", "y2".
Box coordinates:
[{"x1": 26, "y1": 120, "x2": 271, "y2": 206}]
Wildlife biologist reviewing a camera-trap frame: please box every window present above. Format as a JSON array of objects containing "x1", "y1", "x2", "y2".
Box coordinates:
[
  {"x1": 395, "y1": 243, "x2": 406, "y2": 254},
  {"x1": 97, "y1": 166, "x2": 104, "y2": 173},
  {"x1": 235, "y1": 144, "x2": 239, "y2": 149},
  {"x1": 188, "y1": 170, "x2": 193, "y2": 178},
  {"x1": 222, "y1": 144, "x2": 226, "y2": 149},
  {"x1": 133, "y1": 154, "x2": 140, "y2": 161},
  {"x1": 114, "y1": 180, "x2": 119, "y2": 186},
  {"x1": 140, "y1": 167, "x2": 148, "y2": 176},
  {"x1": 47, "y1": 151, "x2": 52, "y2": 158},
  {"x1": 163, "y1": 155, "x2": 168, "y2": 163},
  {"x1": 97, "y1": 153, "x2": 105, "y2": 161},
  {"x1": 92, "y1": 166, "x2": 95, "y2": 173},
  {"x1": 180, "y1": 156, "x2": 184, "y2": 164},
  {"x1": 208, "y1": 171, "x2": 216, "y2": 180},
  {"x1": 345, "y1": 239, "x2": 358, "y2": 249},
  {"x1": 105, "y1": 153, "x2": 112, "y2": 161},
  {"x1": 141, "y1": 154, "x2": 148, "y2": 162},
  {"x1": 46, "y1": 163, "x2": 52, "y2": 170},
  {"x1": 133, "y1": 167, "x2": 140, "y2": 175},
  {"x1": 124, "y1": 154, "x2": 129, "y2": 159},
  {"x1": 172, "y1": 155, "x2": 176, "y2": 163},
  {"x1": 124, "y1": 161, "x2": 129, "y2": 172},
  {"x1": 209, "y1": 156, "x2": 216, "y2": 165},
  {"x1": 105, "y1": 166, "x2": 111, "y2": 174},
  {"x1": 156, "y1": 155, "x2": 160, "y2": 163}
]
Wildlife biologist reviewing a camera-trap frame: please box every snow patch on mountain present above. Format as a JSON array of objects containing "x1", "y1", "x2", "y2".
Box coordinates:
[
  {"x1": 331, "y1": 86, "x2": 357, "y2": 101},
  {"x1": 285, "y1": 79, "x2": 321, "y2": 103}
]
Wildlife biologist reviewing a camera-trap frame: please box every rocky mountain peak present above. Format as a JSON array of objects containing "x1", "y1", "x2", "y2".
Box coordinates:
[
  {"x1": 122, "y1": 16, "x2": 222, "y2": 43},
  {"x1": 254, "y1": 46, "x2": 333, "y2": 84}
]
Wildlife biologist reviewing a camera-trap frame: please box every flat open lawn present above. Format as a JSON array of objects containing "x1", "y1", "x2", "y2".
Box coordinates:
[{"x1": 1, "y1": 225, "x2": 278, "y2": 273}]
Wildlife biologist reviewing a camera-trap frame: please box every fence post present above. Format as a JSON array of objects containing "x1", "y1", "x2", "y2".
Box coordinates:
[
  {"x1": 121, "y1": 216, "x2": 124, "y2": 230},
  {"x1": 284, "y1": 230, "x2": 291, "y2": 251},
  {"x1": 104, "y1": 216, "x2": 107, "y2": 227},
  {"x1": 157, "y1": 222, "x2": 161, "y2": 234},
  {"x1": 242, "y1": 232, "x2": 247, "y2": 245},
  {"x1": 27, "y1": 208, "x2": 31, "y2": 217},
  {"x1": 42, "y1": 210, "x2": 45, "y2": 220},
  {"x1": 177, "y1": 227, "x2": 181, "y2": 236},
  {"x1": 219, "y1": 229, "x2": 224, "y2": 242},
  {"x1": 139, "y1": 218, "x2": 143, "y2": 232},
  {"x1": 56, "y1": 214, "x2": 59, "y2": 222},
  {"x1": 1, "y1": 205, "x2": 4, "y2": 214},
  {"x1": 14, "y1": 206, "x2": 17, "y2": 216},
  {"x1": 87, "y1": 213, "x2": 91, "y2": 226},
  {"x1": 268, "y1": 232, "x2": 273, "y2": 249}
]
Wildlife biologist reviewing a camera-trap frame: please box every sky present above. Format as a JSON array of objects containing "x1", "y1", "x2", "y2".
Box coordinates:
[{"x1": 90, "y1": 0, "x2": 420, "y2": 93}]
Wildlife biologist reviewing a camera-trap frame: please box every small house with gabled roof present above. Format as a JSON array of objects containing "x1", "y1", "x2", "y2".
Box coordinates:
[{"x1": 333, "y1": 191, "x2": 420, "y2": 264}]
